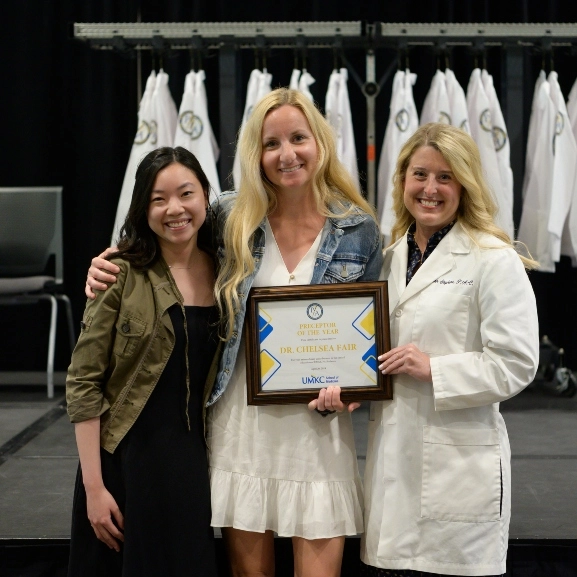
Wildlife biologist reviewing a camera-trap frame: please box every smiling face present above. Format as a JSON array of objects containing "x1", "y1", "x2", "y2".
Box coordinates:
[
  {"x1": 403, "y1": 145, "x2": 462, "y2": 239},
  {"x1": 147, "y1": 162, "x2": 207, "y2": 252},
  {"x1": 260, "y1": 105, "x2": 319, "y2": 195}
]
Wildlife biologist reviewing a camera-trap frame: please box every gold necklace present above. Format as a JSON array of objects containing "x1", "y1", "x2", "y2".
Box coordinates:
[{"x1": 168, "y1": 265, "x2": 193, "y2": 270}]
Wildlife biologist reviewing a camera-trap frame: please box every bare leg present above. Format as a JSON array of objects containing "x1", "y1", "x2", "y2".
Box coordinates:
[
  {"x1": 292, "y1": 536, "x2": 345, "y2": 577},
  {"x1": 222, "y1": 527, "x2": 275, "y2": 577}
]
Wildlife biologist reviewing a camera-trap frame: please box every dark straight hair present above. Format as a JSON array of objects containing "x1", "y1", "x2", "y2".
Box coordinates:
[{"x1": 111, "y1": 146, "x2": 213, "y2": 270}]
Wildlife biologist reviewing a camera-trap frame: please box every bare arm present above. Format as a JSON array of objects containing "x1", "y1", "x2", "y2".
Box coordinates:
[
  {"x1": 75, "y1": 418, "x2": 124, "y2": 551},
  {"x1": 85, "y1": 248, "x2": 120, "y2": 299}
]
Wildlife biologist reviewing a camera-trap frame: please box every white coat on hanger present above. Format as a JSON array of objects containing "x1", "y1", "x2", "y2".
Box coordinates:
[
  {"x1": 567, "y1": 75, "x2": 577, "y2": 140},
  {"x1": 444, "y1": 68, "x2": 470, "y2": 133},
  {"x1": 111, "y1": 71, "x2": 158, "y2": 243},
  {"x1": 298, "y1": 70, "x2": 315, "y2": 102},
  {"x1": 420, "y1": 69, "x2": 451, "y2": 126},
  {"x1": 174, "y1": 70, "x2": 221, "y2": 200},
  {"x1": 152, "y1": 69, "x2": 178, "y2": 150},
  {"x1": 467, "y1": 68, "x2": 513, "y2": 239},
  {"x1": 378, "y1": 69, "x2": 419, "y2": 244},
  {"x1": 325, "y1": 69, "x2": 340, "y2": 132},
  {"x1": 517, "y1": 77, "x2": 558, "y2": 272},
  {"x1": 337, "y1": 68, "x2": 360, "y2": 190},
  {"x1": 481, "y1": 69, "x2": 514, "y2": 239},
  {"x1": 325, "y1": 69, "x2": 360, "y2": 190},
  {"x1": 256, "y1": 69, "x2": 272, "y2": 101},
  {"x1": 548, "y1": 72, "x2": 577, "y2": 265},
  {"x1": 565, "y1": 76, "x2": 577, "y2": 265},
  {"x1": 289, "y1": 69, "x2": 301, "y2": 90},
  {"x1": 522, "y1": 71, "x2": 547, "y2": 199},
  {"x1": 233, "y1": 69, "x2": 263, "y2": 190}
]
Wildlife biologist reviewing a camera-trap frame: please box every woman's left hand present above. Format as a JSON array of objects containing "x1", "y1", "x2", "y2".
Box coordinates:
[
  {"x1": 308, "y1": 385, "x2": 361, "y2": 413},
  {"x1": 378, "y1": 344, "x2": 432, "y2": 382}
]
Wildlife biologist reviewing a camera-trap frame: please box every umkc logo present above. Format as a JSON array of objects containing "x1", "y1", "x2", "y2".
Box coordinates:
[{"x1": 302, "y1": 375, "x2": 325, "y2": 384}]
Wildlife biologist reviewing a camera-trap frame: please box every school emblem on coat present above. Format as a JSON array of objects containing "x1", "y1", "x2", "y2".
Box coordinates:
[
  {"x1": 395, "y1": 109, "x2": 410, "y2": 132},
  {"x1": 480, "y1": 109, "x2": 492, "y2": 132},
  {"x1": 306, "y1": 303, "x2": 323, "y2": 320},
  {"x1": 179, "y1": 111, "x2": 204, "y2": 140},
  {"x1": 149, "y1": 120, "x2": 158, "y2": 145},
  {"x1": 134, "y1": 120, "x2": 151, "y2": 145},
  {"x1": 438, "y1": 111, "x2": 451, "y2": 125},
  {"x1": 555, "y1": 112, "x2": 564, "y2": 136},
  {"x1": 553, "y1": 112, "x2": 564, "y2": 155},
  {"x1": 492, "y1": 126, "x2": 507, "y2": 151}
]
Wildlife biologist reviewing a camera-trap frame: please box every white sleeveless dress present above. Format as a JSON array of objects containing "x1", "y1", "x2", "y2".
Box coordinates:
[{"x1": 207, "y1": 219, "x2": 363, "y2": 539}]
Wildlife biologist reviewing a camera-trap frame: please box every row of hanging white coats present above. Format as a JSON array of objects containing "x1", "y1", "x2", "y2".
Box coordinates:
[
  {"x1": 517, "y1": 71, "x2": 577, "y2": 272},
  {"x1": 232, "y1": 67, "x2": 360, "y2": 192},
  {"x1": 112, "y1": 69, "x2": 220, "y2": 243},
  {"x1": 378, "y1": 67, "x2": 515, "y2": 245}
]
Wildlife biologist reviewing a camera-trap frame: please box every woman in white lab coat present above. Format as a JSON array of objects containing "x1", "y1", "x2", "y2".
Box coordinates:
[{"x1": 359, "y1": 123, "x2": 539, "y2": 576}]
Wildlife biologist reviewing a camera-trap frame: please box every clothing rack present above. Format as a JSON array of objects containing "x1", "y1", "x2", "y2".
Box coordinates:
[{"x1": 74, "y1": 21, "x2": 577, "y2": 207}]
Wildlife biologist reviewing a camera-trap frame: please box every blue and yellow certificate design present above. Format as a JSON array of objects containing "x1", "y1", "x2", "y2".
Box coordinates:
[{"x1": 256, "y1": 295, "x2": 378, "y2": 391}]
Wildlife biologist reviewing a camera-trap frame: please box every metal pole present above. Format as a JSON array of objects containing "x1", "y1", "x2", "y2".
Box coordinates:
[{"x1": 364, "y1": 49, "x2": 378, "y2": 207}]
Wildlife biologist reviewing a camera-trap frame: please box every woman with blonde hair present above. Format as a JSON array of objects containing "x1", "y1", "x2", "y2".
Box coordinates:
[
  {"x1": 86, "y1": 88, "x2": 382, "y2": 577},
  {"x1": 358, "y1": 123, "x2": 539, "y2": 576}
]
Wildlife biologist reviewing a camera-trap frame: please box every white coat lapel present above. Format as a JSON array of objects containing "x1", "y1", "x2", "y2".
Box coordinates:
[
  {"x1": 395, "y1": 223, "x2": 471, "y2": 308},
  {"x1": 383, "y1": 236, "x2": 408, "y2": 311}
]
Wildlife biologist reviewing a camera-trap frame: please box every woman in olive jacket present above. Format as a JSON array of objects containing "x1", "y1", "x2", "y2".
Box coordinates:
[{"x1": 66, "y1": 147, "x2": 220, "y2": 577}]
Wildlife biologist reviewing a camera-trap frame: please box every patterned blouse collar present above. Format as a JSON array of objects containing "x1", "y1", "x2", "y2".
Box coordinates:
[{"x1": 406, "y1": 220, "x2": 455, "y2": 285}]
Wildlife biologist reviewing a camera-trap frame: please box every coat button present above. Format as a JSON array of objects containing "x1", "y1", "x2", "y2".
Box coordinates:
[
  {"x1": 122, "y1": 323, "x2": 130, "y2": 333},
  {"x1": 80, "y1": 321, "x2": 86, "y2": 330},
  {"x1": 395, "y1": 310, "x2": 402, "y2": 317}
]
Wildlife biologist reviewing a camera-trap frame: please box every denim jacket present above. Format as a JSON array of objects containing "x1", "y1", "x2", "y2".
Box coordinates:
[{"x1": 207, "y1": 193, "x2": 383, "y2": 406}]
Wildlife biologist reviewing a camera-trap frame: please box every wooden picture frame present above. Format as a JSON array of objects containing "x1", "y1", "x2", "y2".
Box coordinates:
[{"x1": 244, "y1": 281, "x2": 392, "y2": 405}]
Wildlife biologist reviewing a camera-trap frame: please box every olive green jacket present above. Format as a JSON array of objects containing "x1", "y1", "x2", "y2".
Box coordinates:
[{"x1": 66, "y1": 257, "x2": 220, "y2": 453}]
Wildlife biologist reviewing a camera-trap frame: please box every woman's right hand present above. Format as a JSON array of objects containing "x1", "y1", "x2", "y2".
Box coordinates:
[
  {"x1": 85, "y1": 485, "x2": 125, "y2": 551},
  {"x1": 85, "y1": 248, "x2": 120, "y2": 299}
]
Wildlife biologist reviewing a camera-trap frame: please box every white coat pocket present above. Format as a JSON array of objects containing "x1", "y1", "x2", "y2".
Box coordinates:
[
  {"x1": 413, "y1": 292, "x2": 470, "y2": 355},
  {"x1": 421, "y1": 426, "x2": 501, "y2": 522}
]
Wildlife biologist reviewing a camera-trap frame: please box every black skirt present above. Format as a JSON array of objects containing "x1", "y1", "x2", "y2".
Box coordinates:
[{"x1": 68, "y1": 305, "x2": 219, "y2": 577}]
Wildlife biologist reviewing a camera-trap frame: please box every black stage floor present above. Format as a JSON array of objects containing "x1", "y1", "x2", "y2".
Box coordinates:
[{"x1": 0, "y1": 381, "x2": 575, "y2": 576}]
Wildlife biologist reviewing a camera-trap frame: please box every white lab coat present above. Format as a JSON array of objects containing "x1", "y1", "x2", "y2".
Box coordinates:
[
  {"x1": 111, "y1": 71, "x2": 158, "y2": 243},
  {"x1": 565, "y1": 76, "x2": 577, "y2": 265},
  {"x1": 420, "y1": 69, "x2": 451, "y2": 126},
  {"x1": 481, "y1": 70, "x2": 514, "y2": 239},
  {"x1": 325, "y1": 68, "x2": 360, "y2": 189},
  {"x1": 467, "y1": 69, "x2": 513, "y2": 238},
  {"x1": 445, "y1": 68, "x2": 470, "y2": 133},
  {"x1": 362, "y1": 223, "x2": 539, "y2": 576},
  {"x1": 378, "y1": 69, "x2": 419, "y2": 243},
  {"x1": 152, "y1": 69, "x2": 178, "y2": 151},
  {"x1": 547, "y1": 72, "x2": 577, "y2": 265},
  {"x1": 233, "y1": 69, "x2": 270, "y2": 190},
  {"x1": 174, "y1": 70, "x2": 221, "y2": 200},
  {"x1": 522, "y1": 71, "x2": 547, "y2": 199},
  {"x1": 518, "y1": 75, "x2": 573, "y2": 272},
  {"x1": 289, "y1": 68, "x2": 301, "y2": 90},
  {"x1": 298, "y1": 70, "x2": 315, "y2": 102}
]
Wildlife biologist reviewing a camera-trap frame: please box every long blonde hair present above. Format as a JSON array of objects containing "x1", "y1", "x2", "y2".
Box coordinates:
[
  {"x1": 389, "y1": 123, "x2": 537, "y2": 269},
  {"x1": 215, "y1": 87, "x2": 376, "y2": 339}
]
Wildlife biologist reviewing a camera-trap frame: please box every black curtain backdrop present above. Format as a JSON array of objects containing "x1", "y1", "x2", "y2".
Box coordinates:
[{"x1": 1, "y1": 0, "x2": 577, "y2": 371}]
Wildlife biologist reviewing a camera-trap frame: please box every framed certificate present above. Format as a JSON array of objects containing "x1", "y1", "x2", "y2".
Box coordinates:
[{"x1": 244, "y1": 281, "x2": 391, "y2": 405}]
